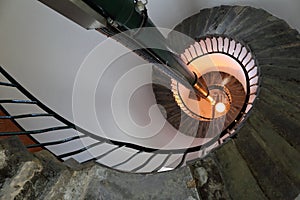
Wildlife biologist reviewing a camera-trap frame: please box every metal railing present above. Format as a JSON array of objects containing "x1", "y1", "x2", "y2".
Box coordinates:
[
  {"x1": 0, "y1": 36, "x2": 260, "y2": 173},
  {"x1": 178, "y1": 35, "x2": 261, "y2": 142}
]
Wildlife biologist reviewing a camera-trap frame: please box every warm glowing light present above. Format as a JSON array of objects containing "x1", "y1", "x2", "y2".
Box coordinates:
[{"x1": 215, "y1": 102, "x2": 226, "y2": 113}]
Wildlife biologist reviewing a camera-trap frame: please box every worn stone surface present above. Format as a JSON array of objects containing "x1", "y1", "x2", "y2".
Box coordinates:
[
  {"x1": 90, "y1": 165, "x2": 200, "y2": 200},
  {"x1": 190, "y1": 156, "x2": 230, "y2": 200},
  {"x1": 0, "y1": 160, "x2": 43, "y2": 200},
  {"x1": 0, "y1": 150, "x2": 6, "y2": 169},
  {"x1": 214, "y1": 140, "x2": 267, "y2": 199},
  {"x1": 33, "y1": 150, "x2": 70, "y2": 200},
  {"x1": 194, "y1": 167, "x2": 208, "y2": 187},
  {"x1": 63, "y1": 165, "x2": 106, "y2": 200},
  {"x1": 42, "y1": 169, "x2": 73, "y2": 200},
  {"x1": 0, "y1": 137, "x2": 34, "y2": 189}
]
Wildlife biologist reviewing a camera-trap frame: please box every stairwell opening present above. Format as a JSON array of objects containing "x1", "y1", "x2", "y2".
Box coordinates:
[{"x1": 153, "y1": 36, "x2": 261, "y2": 141}]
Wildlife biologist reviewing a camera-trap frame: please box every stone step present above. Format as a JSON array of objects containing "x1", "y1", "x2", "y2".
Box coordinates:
[
  {"x1": 202, "y1": 6, "x2": 225, "y2": 35},
  {"x1": 213, "y1": 6, "x2": 245, "y2": 35},
  {"x1": 214, "y1": 140, "x2": 267, "y2": 199},
  {"x1": 168, "y1": 8, "x2": 211, "y2": 53},
  {"x1": 226, "y1": 8, "x2": 270, "y2": 39},
  {"x1": 206, "y1": 5, "x2": 232, "y2": 35},
  {"x1": 48, "y1": 159, "x2": 104, "y2": 200},
  {"x1": 189, "y1": 155, "x2": 230, "y2": 199},
  {"x1": 235, "y1": 124, "x2": 300, "y2": 199},
  {"x1": 263, "y1": 78, "x2": 300, "y2": 111},
  {"x1": 234, "y1": 17, "x2": 286, "y2": 41},
  {"x1": 220, "y1": 7, "x2": 255, "y2": 37},
  {"x1": 84, "y1": 162, "x2": 200, "y2": 200},
  {"x1": 247, "y1": 109, "x2": 300, "y2": 188},
  {"x1": 256, "y1": 99, "x2": 300, "y2": 152}
]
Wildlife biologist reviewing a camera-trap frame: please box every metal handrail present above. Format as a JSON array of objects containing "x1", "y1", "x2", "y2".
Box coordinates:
[
  {"x1": 0, "y1": 35, "x2": 260, "y2": 173},
  {"x1": 178, "y1": 35, "x2": 261, "y2": 142}
]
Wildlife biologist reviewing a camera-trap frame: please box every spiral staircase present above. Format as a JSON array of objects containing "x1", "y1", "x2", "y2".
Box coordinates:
[{"x1": 0, "y1": 5, "x2": 300, "y2": 200}]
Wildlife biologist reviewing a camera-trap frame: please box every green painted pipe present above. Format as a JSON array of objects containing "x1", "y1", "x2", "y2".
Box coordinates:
[{"x1": 89, "y1": 0, "x2": 210, "y2": 99}]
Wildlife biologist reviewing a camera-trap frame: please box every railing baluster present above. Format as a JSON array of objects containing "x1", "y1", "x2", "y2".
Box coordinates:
[
  {"x1": 192, "y1": 44, "x2": 199, "y2": 57},
  {"x1": 174, "y1": 152, "x2": 187, "y2": 169},
  {"x1": 58, "y1": 141, "x2": 104, "y2": 159},
  {"x1": 216, "y1": 37, "x2": 220, "y2": 52},
  {"x1": 112, "y1": 151, "x2": 142, "y2": 168},
  {"x1": 95, "y1": 146, "x2": 121, "y2": 160},
  {"x1": 203, "y1": 39, "x2": 209, "y2": 53},
  {"x1": 209, "y1": 37, "x2": 213, "y2": 52},
  {"x1": 187, "y1": 48, "x2": 193, "y2": 59},
  {"x1": 131, "y1": 153, "x2": 157, "y2": 172},
  {"x1": 151, "y1": 153, "x2": 172, "y2": 173},
  {"x1": 222, "y1": 37, "x2": 225, "y2": 52},
  {"x1": 241, "y1": 52, "x2": 250, "y2": 63},
  {"x1": 237, "y1": 46, "x2": 243, "y2": 59},
  {"x1": 244, "y1": 57, "x2": 253, "y2": 68},
  {"x1": 249, "y1": 73, "x2": 259, "y2": 81},
  {"x1": 198, "y1": 41, "x2": 205, "y2": 55},
  {"x1": 247, "y1": 65, "x2": 256, "y2": 73}
]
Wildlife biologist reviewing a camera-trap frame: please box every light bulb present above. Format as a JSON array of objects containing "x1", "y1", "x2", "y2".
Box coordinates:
[{"x1": 215, "y1": 102, "x2": 226, "y2": 113}]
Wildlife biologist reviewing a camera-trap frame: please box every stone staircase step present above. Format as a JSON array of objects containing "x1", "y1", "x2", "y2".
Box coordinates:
[
  {"x1": 215, "y1": 6, "x2": 248, "y2": 35},
  {"x1": 263, "y1": 78, "x2": 300, "y2": 110},
  {"x1": 189, "y1": 155, "x2": 230, "y2": 199},
  {"x1": 221, "y1": 7, "x2": 254, "y2": 36},
  {"x1": 255, "y1": 100, "x2": 300, "y2": 152},
  {"x1": 262, "y1": 65, "x2": 300, "y2": 82},
  {"x1": 91, "y1": 163, "x2": 200, "y2": 200},
  {"x1": 206, "y1": 5, "x2": 232, "y2": 35},
  {"x1": 214, "y1": 140, "x2": 267, "y2": 199},
  {"x1": 226, "y1": 8, "x2": 270, "y2": 39},
  {"x1": 235, "y1": 124, "x2": 300, "y2": 199},
  {"x1": 248, "y1": 109, "x2": 300, "y2": 187},
  {"x1": 235, "y1": 17, "x2": 286, "y2": 41},
  {"x1": 202, "y1": 6, "x2": 225, "y2": 35}
]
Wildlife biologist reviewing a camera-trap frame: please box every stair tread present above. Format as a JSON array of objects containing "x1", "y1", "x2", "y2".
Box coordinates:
[
  {"x1": 255, "y1": 99, "x2": 300, "y2": 152},
  {"x1": 206, "y1": 5, "x2": 233, "y2": 34},
  {"x1": 214, "y1": 140, "x2": 268, "y2": 199},
  {"x1": 245, "y1": 21, "x2": 293, "y2": 44},
  {"x1": 247, "y1": 109, "x2": 300, "y2": 187},
  {"x1": 235, "y1": 124, "x2": 300, "y2": 199},
  {"x1": 226, "y1": 8, "x2": 271, "y2": 38},
  {"x1": 214, "y1": 6, "x2": 248, "y2": 34}
]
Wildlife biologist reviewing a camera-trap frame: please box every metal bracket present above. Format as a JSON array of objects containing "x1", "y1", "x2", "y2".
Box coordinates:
[{"x1": 134, "y1": 0, "x2": 148, "y2": 14}]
